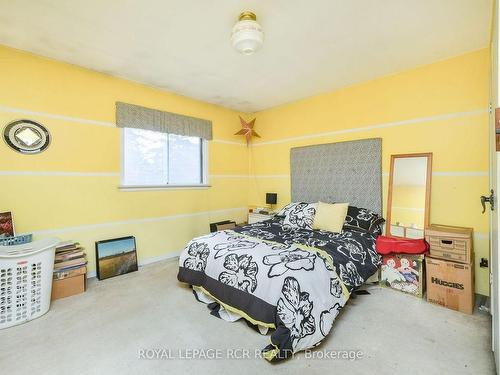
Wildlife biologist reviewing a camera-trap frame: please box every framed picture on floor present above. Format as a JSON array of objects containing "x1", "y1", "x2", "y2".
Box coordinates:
[{"x1": 95, "y1": 236, "x2": 138, "y2": 280}]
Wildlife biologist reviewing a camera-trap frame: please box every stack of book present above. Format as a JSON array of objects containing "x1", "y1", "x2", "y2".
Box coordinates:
[
  {"x1": 52, "y1": 240, "x2": 88, "y2": 300},
  {"x1": 53, "y1": 240, "x2": 87, "y2": 278}
]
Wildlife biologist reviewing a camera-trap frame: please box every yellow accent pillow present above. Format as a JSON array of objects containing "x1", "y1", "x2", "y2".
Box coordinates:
[{"x1": 313, "y1": 202, "x2": 349, "y2": 233}]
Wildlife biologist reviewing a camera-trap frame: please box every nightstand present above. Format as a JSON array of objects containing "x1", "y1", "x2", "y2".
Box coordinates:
[{"x1": 248, "y1": 211, "x2": 275, "y2": 224}]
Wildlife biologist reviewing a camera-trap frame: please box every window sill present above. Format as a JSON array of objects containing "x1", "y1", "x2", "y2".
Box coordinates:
[{"x1": 119, "y1": 184, "x2": 211, "y2": 191}]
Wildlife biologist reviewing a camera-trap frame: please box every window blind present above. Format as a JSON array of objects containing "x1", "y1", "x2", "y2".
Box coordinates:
[{"x1": 116, "y1": 102, "x2": 213, "y2": 140}]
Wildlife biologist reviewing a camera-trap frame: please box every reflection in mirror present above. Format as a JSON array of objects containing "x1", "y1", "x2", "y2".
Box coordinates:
[{"x1": 386, "y1": 153, "x2": 432, "y2": 239}]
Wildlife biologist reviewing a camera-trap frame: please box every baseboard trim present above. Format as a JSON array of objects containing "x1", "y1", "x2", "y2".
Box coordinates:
[
  {"x1": 86, "y1": 251, "x2": 181, "y2": 279},
  {"x1": 31, "y1": 206, "x2": 247, "y2": 236}
]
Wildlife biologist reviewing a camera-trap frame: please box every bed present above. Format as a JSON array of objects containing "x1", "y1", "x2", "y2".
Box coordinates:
[{"x1": 177, "y1": 138, "x2": 383, "y2": 361}]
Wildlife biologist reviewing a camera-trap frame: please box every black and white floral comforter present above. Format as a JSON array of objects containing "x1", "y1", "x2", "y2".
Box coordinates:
[{"x1": 177, "y1": 218, "x2": 380, "y2": 361}]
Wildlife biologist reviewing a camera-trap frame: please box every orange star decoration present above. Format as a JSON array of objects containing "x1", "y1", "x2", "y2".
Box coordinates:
[{"x1": 234, "y1": 116, "x2": 260, "y2": 145}]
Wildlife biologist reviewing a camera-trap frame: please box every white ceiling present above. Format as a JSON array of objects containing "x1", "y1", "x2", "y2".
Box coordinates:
[{"x1": 0, "y1": 0, "x2": 492, "y2": 112}]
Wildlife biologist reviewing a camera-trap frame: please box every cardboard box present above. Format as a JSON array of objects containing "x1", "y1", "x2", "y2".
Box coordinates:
[
  {"x1": 425, "y1": 224, "x2": 473, "y2": 264},
  {"x1": 53, "y1": 266, "x2": 87, "y2": 280},
  {"x1": 51, "y1": 273, "x2": 87, "y2": 300},
  {"x1": 380, "y1": 253, "x2": 425, "y2": 298},
  {"x1": 425, "y1": 257, "x2": 474, "y2": 314}
]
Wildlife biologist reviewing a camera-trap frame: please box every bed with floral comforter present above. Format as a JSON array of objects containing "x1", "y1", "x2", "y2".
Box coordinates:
[{"x1": 177, "y1": 210, "x2": 381, "y2": 361}]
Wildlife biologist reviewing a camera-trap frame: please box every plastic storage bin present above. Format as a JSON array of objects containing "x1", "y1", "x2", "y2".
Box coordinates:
[
  {"x1": 0, "y1": 234, "x2": 33, "y2": 246},
  {"x1": 0, "y1": 237, "x2": 59, "y2": 329}
]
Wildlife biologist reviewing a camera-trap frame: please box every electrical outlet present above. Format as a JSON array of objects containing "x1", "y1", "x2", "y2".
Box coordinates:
[{"x1": 480, "y1": 258, "x2": 489, "y2": 268}]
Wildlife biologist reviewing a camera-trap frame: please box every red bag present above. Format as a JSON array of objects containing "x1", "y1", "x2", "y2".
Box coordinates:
[{"x1": 376, "y1": 235, "x2": 429, "y2": 255}]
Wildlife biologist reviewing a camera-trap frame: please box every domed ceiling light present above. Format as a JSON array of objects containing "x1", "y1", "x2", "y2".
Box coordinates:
[{"x1": 231, "y1": 11, "x2": 264, "y2": 55}]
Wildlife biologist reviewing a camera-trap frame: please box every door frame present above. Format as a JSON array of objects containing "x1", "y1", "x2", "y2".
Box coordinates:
[{"x1": 490, "y1": 1, "x2": 499, "y2": 372}]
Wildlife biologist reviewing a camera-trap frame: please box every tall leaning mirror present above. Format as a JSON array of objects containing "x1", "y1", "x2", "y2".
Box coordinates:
[{"x1": 386, "y1": 153, "x2": 432, "y2": 239}]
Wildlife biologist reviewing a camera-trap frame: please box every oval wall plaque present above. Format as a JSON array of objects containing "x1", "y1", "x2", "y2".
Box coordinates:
[{"x1": 3, "y1": 119, "x2": 51, "y2": 154}]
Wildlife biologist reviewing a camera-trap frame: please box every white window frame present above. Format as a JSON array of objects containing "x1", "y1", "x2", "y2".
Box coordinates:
[{"x1": 119, "y1": 129, "x2": 210, "y2": 191}]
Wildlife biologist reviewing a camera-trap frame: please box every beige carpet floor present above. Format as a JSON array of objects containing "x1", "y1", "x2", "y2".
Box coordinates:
[{"x1": 0, "y1": 259, "x2": 495, "y2": 375}]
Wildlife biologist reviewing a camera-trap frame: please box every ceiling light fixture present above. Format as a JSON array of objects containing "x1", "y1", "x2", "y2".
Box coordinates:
[{"x1": 231, "y1": 11, "x2": 263, "y2": 55}]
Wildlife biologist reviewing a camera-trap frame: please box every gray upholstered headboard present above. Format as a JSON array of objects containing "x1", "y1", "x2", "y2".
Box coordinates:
[{"x1": 290, "y1": 138, "x2": 382, "y2": 214}]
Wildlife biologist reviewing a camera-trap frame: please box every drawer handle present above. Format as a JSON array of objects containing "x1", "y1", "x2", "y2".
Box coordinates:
[{"x1": 441, "y1": 240, "x2": 453, "y2": 245}]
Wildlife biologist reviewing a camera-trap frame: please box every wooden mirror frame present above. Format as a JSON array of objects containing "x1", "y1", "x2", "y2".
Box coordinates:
[{"x1": 386, "y1": 153, "x2": 433, "y2": 237}]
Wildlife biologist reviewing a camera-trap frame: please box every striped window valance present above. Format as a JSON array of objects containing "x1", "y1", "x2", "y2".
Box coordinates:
[{"x1": 116, "y1": 102, "x2": 213, "y2": 140}]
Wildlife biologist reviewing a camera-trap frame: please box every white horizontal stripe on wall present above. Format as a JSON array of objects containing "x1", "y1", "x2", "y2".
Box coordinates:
[
  {"x1": 210, "y1": 174, "x2": 249, "y2": 179},
  {"x1": 252, "y1": 108, "x2": 488, "y2": 147},
  {"x1": 118, "y1": 185, "x2": 211, "y2": 191},
  {"x1": 251, "y1": 174, "x2": 290, "y2": 179},
  {"x1": 247, "y1": 172, "x2": 486, "y2": 178},
  {"x1": 212, "y1": 139, "x2": 246, "y2": 146},
  {"x1": 381, "y1": 171, "x2": 488, "y2": 177},
  {"x1": 475, "y1": 232, "x2": 489, "y2": 241},
  {"x1": 30, "y1": 207, "x2": 247, "y2": 236},
  {"x1": 0, "y1": 170, "x2": 120, "y2": 177},
  {"x1": 0, "y1": 104, "x2": 115, "y2": 127},
  {"x1": 0, "y1": 171, "x2": 250, "y2": 178},
  {"x1": 0, "y1": 104, "x2": 246, "y2": 146},
  {"x1": 433, "y1": 171, "x2": 489, "y2": 177},
  {"x1": 0, "y1": 171, "x2": 488, "y2": 178}
]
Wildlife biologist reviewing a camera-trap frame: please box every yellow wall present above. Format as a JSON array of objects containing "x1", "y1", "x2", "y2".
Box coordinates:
[
  {"x1": 0, "y1": 45, "x2": 491, "y2": 295},
  {"x1": 248, "y1": 49, "x2": 491, "y2": 295},
  {"x1": 0, "y1": 45, "x2": 249, "y2": 274}
]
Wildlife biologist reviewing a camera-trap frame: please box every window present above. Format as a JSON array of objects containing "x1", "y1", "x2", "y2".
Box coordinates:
[{"x1": 121, "y1": 128, "x2": 207, "y2": 188}]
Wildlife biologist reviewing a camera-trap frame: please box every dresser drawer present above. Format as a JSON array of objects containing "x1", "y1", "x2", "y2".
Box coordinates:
[
  {"x1": 429, "y1": 248, "x2": 467, "y2": 263},
  {"x1": 428, "y1": 237, "x2": 468, "y2": 252},
  {"x1": 425, "y1": 224, "x2": 473, "y2": 265}
]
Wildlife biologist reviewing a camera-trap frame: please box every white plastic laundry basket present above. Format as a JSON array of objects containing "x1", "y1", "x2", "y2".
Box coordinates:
[{"x1": 0, "y1": 238, "x2": 59, "y2": 329}]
